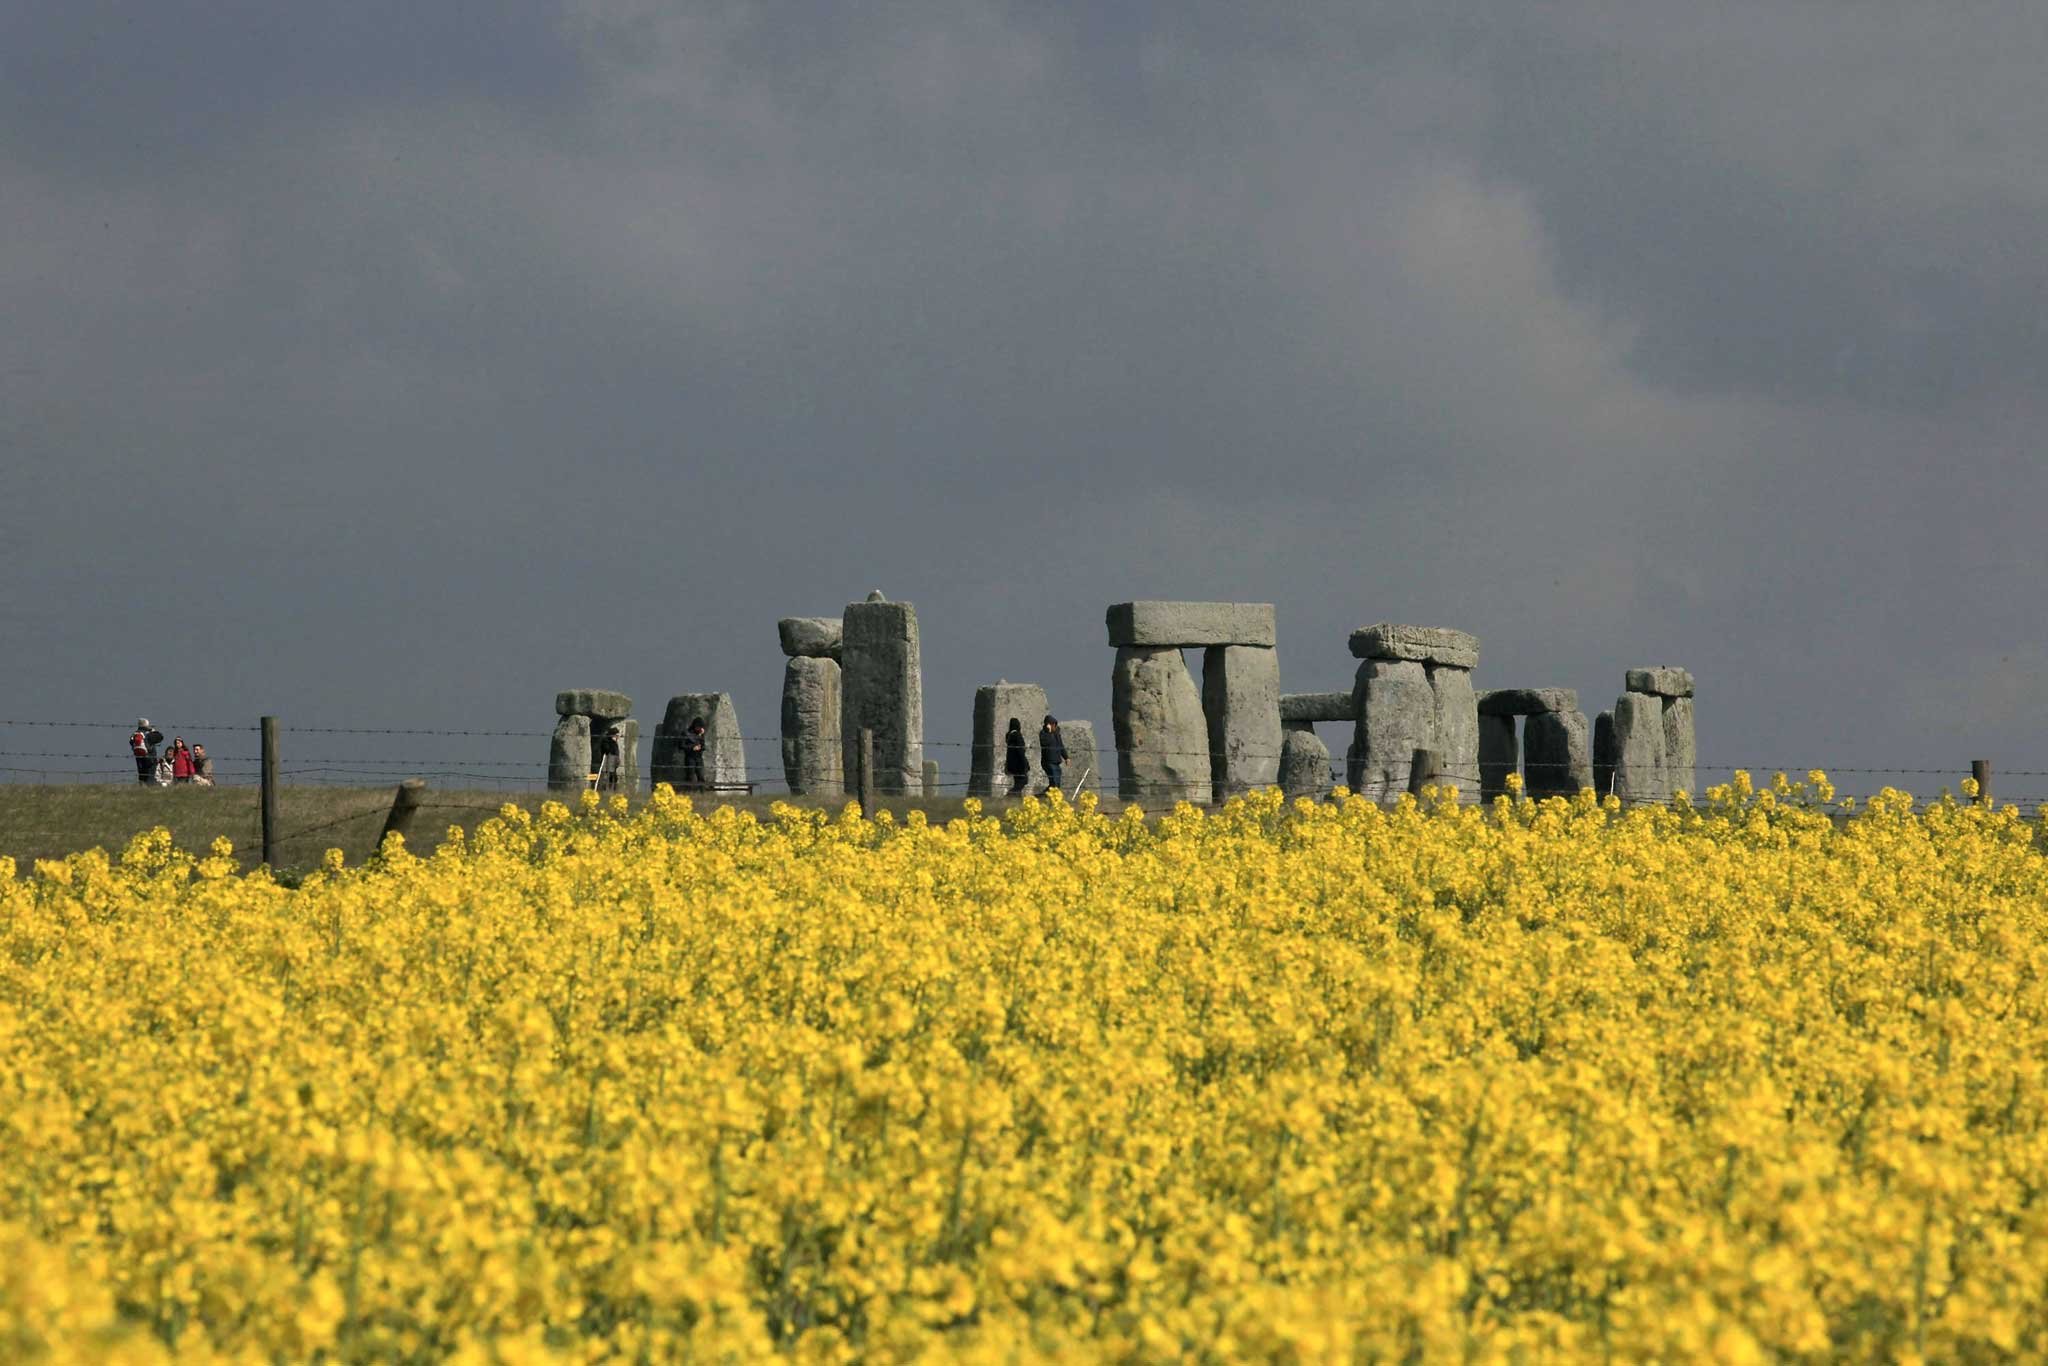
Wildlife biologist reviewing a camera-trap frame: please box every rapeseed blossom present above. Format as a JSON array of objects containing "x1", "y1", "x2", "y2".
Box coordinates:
[{"x1": 4, "y1": 778, "x2": 2047, "y2": 1360}]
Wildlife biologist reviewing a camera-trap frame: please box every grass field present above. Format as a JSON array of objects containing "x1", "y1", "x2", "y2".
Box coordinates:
[{"x1": 0, "y1": 783, "x2": 986, "y2": 874}]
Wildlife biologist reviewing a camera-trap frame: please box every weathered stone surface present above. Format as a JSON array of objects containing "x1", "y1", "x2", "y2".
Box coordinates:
[
  {"x1": 653, "y1": 693, "x2": 746, "y2": 790},
  {"x1": 1279, "y1": 691, "x2": 1355, "y2": 724},
  {"x1": 1593, "y1": 711, "x2": 1616, "y2": 796},
  {"x1": 548, "y1": 714, "x2": 591, "y2": 792},
  {"x1": 1612, "y1": 693, "x2": 1668, "y2": 804},
  {"x1": 1524, "y1": 709, "x2": 1593, "y2": 798},
  {"x1": 777, "y1": 617, "x2": 843, "y2": 659},
  {"x1": 556, "y1": 689, "x2": 632, "y2": 721},
  {"x1": 841, "y1": 600, "x2": 923, "y2": 795},
  {"x1": 1625, "y1": 666, "x2": 1694, "y2": 698},
  {"x1": 1203, "y1": 645, "x2": 1282, "y2": 801},
  {"x1": 1057, "y1": 720, "x2": 1100, "y2": 793},
  {"x1": 1428, "y1": 665, "x2": 1479, "y2": 799},
  {"x1": 1662, "y1": 696, "x2": 1697, "y2": 798},
  {"x1": 1479, "y1": 714, "x2": 1518, "y2": 802},
  {"x1": 780, "y1": 657, "x2": 842, "y2": 797},
  {"x1": 1351, "y1": 657, "x2": 1436, "y2": 801},
  {"x1": 969, "y1": 682, "x2": 1049, "y2": 798},
  {"x1": 1112, "y1": 646, "x2": 1212, "y2": 803},
  {"x1": 1279, "y1": 729, "x2": 1333, "y2": 800},
  {"x1": 1283, "y1": 718, "x2": 1316, "y2": 735},
  {"x1": 1106, "y1": 601, "x2": 1276, "y2": 649},
  {"x1": 1477, "y1": 687, "x2": 1580, "y2": 717},
  {"x1": 1348, "y1": 624, "x2": 1480, "y2": 669}
]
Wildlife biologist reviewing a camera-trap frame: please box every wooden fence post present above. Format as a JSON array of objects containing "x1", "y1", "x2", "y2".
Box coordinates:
[
  {"x1": 857, "y1": 728, "x2": 877, "y2": 819},
  {"x1": 1972, "y1": 758, "x2": 1993, "y2": 807},
  {"x1": 379, "y1": 778, "x2": 428, "y2": 848},
  {"x1": 1407, "y1": 747, "x2": 1440, "y2": 799},
  {"x1": 260, "y1": 716, "x2": 279, "y2": 868}
]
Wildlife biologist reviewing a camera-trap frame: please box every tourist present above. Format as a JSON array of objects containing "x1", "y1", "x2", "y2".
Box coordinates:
[
  {"x1": 129, "y1": 718, "x2": 164, "y2": 785},
  {"x1": 1004, "y1": 718, "x2": 1030, "y2": 798},
  {"x1": 191, "y1": 743, "x2": 214, "y2": 786},
  {"x1": 595, "y1": 726, "x2": 622, "y2": 792},
  {"x1": 682, "y1": 718, "x2": 707, "y2": 790},
  {"x1": 1039, "y1": 716, "x2": 1067, "y2": 793},
  {"x1": 169, "y1": 738, "x2": 195, "y2": 784}
]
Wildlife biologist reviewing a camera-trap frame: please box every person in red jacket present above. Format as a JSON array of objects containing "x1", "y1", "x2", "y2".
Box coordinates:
[{"x1": 169, "y1": 738, "x2": 196, "y2": 784}]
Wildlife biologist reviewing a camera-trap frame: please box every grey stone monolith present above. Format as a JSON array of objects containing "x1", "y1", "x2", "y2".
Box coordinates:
[
  {"x1": 970, "y1": 682, "x2": 1049, "y2": 798},
  {"x1": 1057, "y1": 719, "x2": 1100, "y2": 794},
  {"x1": 1278, "y1": 728, "x2": 1333, "y2": 800},
  {"x1": 1593, "y1": 711, "x2": 1616, "y2": 796},
  {"x1": 1479, "y1": 714, "x2": 1518, "y2": 802},
  {"x1": 1662, "y1": 696, "x2": 1697, "y2": 798},
  {"x1": 841, "y1": 599, "x2": 922, "y2": 795},
  {"x1": 778, "y1": 618, "x2": 843, "y2": 660},
  {"x1": 1106, "y1": 601, "x2": 1276, "y2": 648},
  {"x1": 654, "y1": 693, "x2": 746, "y2": 791},
  {"x1": 1351, "y1": 657, "x2": 1435, "y2": 801},
  {"x1": 1112, "y1": 646, "x2": 1212, "y2": 804},
  {"x1": 556, "y1": 690, "x2": 633, "y2": 722},
  {"x1": 1625, "y1": 667, "x2": 1694, "y2": 698},
  {"x1": 1280, "y1": 691, "x2": 1354, "y2": 724},
  {"x1": 1347, "y1": 625, "x2": 1480, "y2": 669},
  {"x1": 780, "y1": 657, "x2": 843, "y2": 797},
  {"x1": 548, "y1": 714, "x2": 591, "y2": 792},
  {"x1": 1523, "y1": 709, "x2": 1593, "y2": 799},
  {"x1": 1428, "y1": 664, "x2": 1479, "y2": 799},
  {"x1": 1611, "y1": 693, "x2": 1668, "y2": 805},
  {"x1": 1202, "y1": 645, "x2": 1282, "y2": 801}
]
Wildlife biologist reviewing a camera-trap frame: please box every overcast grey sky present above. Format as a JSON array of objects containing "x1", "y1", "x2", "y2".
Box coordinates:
[{"x1": 4, "y1": 1, "x2": 2045, "y2": 794}]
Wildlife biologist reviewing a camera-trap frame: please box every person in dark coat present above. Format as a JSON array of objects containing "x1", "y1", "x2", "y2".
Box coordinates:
[
  {"x1": 130, "y1": 719, "x2": 164, "y2": 785},
  {"x1": 1039, "y1": 715, "x2": 1068, "y2": 793},
  {"x1": 682, "y1": 718, "x2": 707, "y2": 790},
  {"x1": 595, "y1": 726, "x2": 622, "y2": 791},
  {"x1": 1004, "y1": 717, "x2": 1030, "y2": 797}
]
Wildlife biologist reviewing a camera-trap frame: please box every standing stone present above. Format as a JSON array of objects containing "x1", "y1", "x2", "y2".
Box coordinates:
[
  {"x1": 1427, "y1": 664, "x2": 1479, "y2": 799},
  {"x1": 1662, "y1": 696, "x2": 1697, "y2": 798},
  {"x1": 922, "y1": 760, "x2": 938, "y2": 798},
  {"x1": 779, "y1": 657, "x2": 843, "y2": 797},
  {"x1": 1593, "y1": 711, "x2": 1616, "y2": 797},
  {"x1": 1111, "y1": 646, "x2": 1212, "y2": 804},
  {"x1": 1278, "y1": 729, "x2": 1333, "y2": 800},
  {"x1": 1201, "y1": 645, "x2": 1282, "y2": 801},
  {"x1": 1523, "y1": 709, "x2": 1593, "y2": 798},
  {"x1": 1057, "y1": 719, "x2": 1100, "y2": 793},
  {"x1": 548, "y1": 714, "x2": 591, "y2": 792},
  {"x1": 841, "y1": 599, "x2": 922, "y2": 795},
  {"x1": 1351, "y1": 657, "x2": 1435, "y2": 802},
  {"x1": 654, "y1": 693, "x2": 747, "y2": 791},
  {"x1": 1611, "y1": 693, "x2": 1668, "y2": 805},
  {"x1": 1479, "y1": 715, "x2": 1518, "y2": 802},
  {"x1": 970, "y1": 682, "x2": 1049, "y2": 798}
]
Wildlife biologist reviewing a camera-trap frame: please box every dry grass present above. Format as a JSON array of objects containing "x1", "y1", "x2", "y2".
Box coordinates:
[{"x1": 0, "y1": 784, "x2": 1008, "y2": 875}]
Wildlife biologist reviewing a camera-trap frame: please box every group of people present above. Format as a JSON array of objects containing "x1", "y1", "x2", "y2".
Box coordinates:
[
  {"x1": 1003, "y1": 715, "x2": 1071, "y2": 796},
  {"x1": 129, "y1": 720, "x2": 214, "y2": 786},
  {"x1": 589, "y1": 717, "x2": 710, "y2": 791}
]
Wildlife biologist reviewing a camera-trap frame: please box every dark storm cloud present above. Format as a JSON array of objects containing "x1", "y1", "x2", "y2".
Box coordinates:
[{"x1": 3, "y1": 0, "x2": 2044, "y2": 790}]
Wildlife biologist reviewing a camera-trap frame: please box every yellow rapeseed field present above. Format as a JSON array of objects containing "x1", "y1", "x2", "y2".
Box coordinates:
[{"x1": 4, "y1": 776, "x2": 2046, "y2": 1362}]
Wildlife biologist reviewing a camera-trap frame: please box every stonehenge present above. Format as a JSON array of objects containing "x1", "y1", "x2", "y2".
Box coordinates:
[
  {"x1": 841, "y1": 593, "x2": 923, "y2": 796},
  {"x1": 1279, "y1": 729, "x2": 1334, "y2": 800},
  {"x1": 549, "y1": 690, "x2": 636, "y2": 792},
  {"x1": 653, "y1": 693, "x2": 746, "y2": 790},
  {"x1": 1475, "y1": 688, "x2": 1592, "y2": 799},
  {"x1": 1349, "y1": 625, "x2": 1479, "y2": 800},
  {"x1": 1058, "y1": 720, "x2": 1100, "y2": 793},
  {"x1": 1107, "y1": 602, "x2": 1279, "y2": 804},
  {"x1": 778, "y1": 617, "x2": 843, "y2": 796},
  {"x1": 1280, "y1": 692, "x2": 1352, "y2": 733},
  {"x1": 970, "y1": 681, "x2": 1048, "y2": 797},
  {"x1": 1602, "y1": 666, "x2": 1696, "y2": 802}
]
